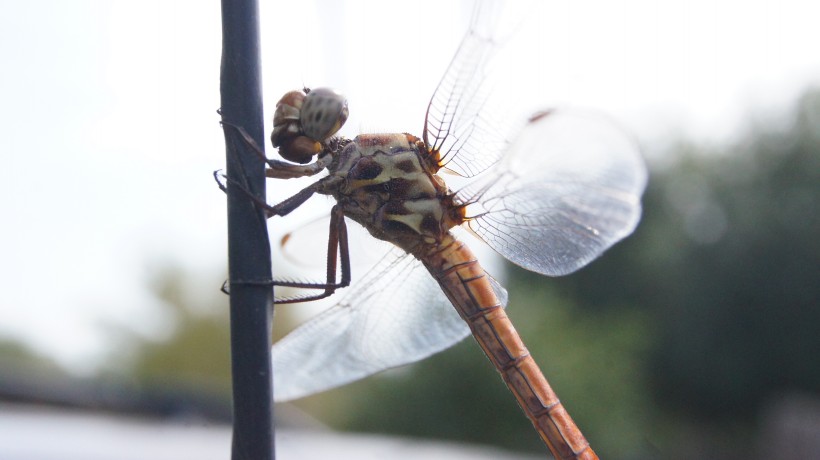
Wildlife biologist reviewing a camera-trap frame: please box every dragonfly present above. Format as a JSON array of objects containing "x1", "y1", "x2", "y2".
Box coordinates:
[{"x1": 219, "y1": 2, "x2": 646, "y2": 458}]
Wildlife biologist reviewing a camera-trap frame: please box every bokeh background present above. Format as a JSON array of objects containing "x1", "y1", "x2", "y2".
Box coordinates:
[{"x1": 1, "y1": 0, "x2": 818, "y2": 459}]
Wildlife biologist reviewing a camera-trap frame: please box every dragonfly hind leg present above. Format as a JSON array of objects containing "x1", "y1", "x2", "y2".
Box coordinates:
[
  {"x1": 218, "y1": 203, "x2": 352, "y2": 303},
  {"x1": 273, "y1": 205, "x2": 351, "y2": 304}
]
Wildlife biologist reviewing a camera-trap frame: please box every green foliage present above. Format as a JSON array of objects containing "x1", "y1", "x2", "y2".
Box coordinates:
[
  {"x1": 654, "y1": 90, "x2": 820, "y2": 416},
  {"x1": 114, "y1": 266, "x2": 232, "y2": 399},
  {"x1": 507, "y1": 274, "x2": 658, "y2": 457},
  {"x1": 556, "y1": 88, "x2": 820, "y2": 454},
  {"x1": 0, "y1": 339, "x2": 64, "y2": 375}
]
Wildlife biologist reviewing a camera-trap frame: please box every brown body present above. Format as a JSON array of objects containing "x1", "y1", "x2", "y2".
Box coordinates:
[
  {"x1": 424, "y1": 235, "x2": 597, "y2": 460},
  {"x1": 321, "y1": 133, "x2": 598, "y2": 459},
  {"x1": 321, "y1": 133, "x2": 463, "y2": 255}
]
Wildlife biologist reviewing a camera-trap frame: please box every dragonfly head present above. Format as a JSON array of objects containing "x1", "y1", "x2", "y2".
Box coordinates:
[{"x1": 271, "y1": 87, "x2": 349, "y2": 164}]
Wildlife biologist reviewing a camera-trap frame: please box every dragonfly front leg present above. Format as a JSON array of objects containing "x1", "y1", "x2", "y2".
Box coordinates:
[
  {"x1": 274, "y1": 205, "x2": 352, "y2": 304},
  {"x1": 214, "y1": 170, "x2": 323, "y2": 219},
  {"x1": 220, "y1": 120, "x2": 329, "y2": 180}
]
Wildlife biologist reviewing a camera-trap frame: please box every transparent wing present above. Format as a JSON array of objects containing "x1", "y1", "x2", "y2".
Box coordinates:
[
  {"x1": 272, "y1": 244, "x2": 508, "y2": 402},
  {"x1": 277, "y1": 213, "x2": 387, "y2": 271},
  {"x1": 423, "y1": 0, "x2": 526, "y2": 178},
  {"x1": 460, "y1": 110, "x2": 648, "y2": 276}
]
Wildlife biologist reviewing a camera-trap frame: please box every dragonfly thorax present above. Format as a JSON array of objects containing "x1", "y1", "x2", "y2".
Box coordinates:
[{"x1": 323, "y1": 133, "x2": 465, "y2": 254}]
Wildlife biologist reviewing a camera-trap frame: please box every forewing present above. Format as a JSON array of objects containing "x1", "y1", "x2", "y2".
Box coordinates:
[
  {"x1": 460, "y1": 110, "x2": 648, "y2": 276},
  {"x1": 272, "y1": 246, "x2": 508, "y2": 402},
  {"x1": 423, "y1": 0, "x2": 527, "y2": 177}
]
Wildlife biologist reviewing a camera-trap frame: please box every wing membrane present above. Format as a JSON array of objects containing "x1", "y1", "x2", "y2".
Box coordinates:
[
  {"x1": 273, "y1": 244, "x2": 509, "y2": 402},
  {"x1": 423, "y1": 0, "x2": 525, "y2": 177},
  {"x1": 460, "y1": 110, "x2": 648, "y2": 276}
]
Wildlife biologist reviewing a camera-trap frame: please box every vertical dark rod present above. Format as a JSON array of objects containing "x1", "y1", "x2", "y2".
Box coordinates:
[{"x1": 219, "y1": 1, "x2": 275, "y2": 459}]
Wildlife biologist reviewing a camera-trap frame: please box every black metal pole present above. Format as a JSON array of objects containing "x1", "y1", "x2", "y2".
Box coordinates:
[{"x1": 219, "y1": 1, "x2": 275, "y2": 459}]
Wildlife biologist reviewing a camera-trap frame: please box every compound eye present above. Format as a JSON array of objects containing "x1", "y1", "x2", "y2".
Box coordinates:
[
  {"x1": 271, "y1": 90, "x2": 307, "y2": 148},
  {"x1": 300, "y1": 87, "x2": 349, "y2": 141}
]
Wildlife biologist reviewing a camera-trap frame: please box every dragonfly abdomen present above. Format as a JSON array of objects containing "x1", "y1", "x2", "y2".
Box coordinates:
[{"x1": 423, "y1": 234, "x2": 598, "y2": 460}]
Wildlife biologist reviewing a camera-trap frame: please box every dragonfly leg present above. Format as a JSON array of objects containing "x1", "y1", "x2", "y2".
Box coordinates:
[
  {"x1": 213, "y1": 170, "x2": 321, "y2": 219},
  {"x1": 221, "y1": 120, "x2": 327, "y2": 179},
  {"x1": 273, "y1": 205, "x2": 352, "y2": 304}
]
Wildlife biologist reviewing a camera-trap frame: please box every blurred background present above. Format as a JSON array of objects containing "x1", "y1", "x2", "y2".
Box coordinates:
[{"x1": 1, "y1": 0, "x2": 818, "y2": 459}]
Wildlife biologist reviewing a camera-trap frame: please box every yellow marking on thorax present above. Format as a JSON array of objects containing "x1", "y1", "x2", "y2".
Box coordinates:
[
  {"x1": 386, "y1": 213, "x2": 425, "y2": 233},
  {"x1": 401, "y1": 199, "x2": 444, "y2": 219},
  {"x1": 381, "y1": 198, "x2": 445, "y2": 237},
  {"x1": 346, "y1": 151, "x2": 438, "y2": 198}
]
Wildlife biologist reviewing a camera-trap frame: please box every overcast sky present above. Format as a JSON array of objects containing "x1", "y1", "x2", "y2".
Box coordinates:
[{"x1": 1, "y1": 0, "x2": 819, "y2": 373}]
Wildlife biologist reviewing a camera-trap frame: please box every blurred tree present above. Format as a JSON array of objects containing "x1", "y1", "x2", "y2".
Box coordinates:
[
  {"x1": 560, "y1": 88, "x2": 820, "y2": 454},
  {"x1": 0, "y1": 340, "x2": 64, "y2": 374},
  {"x1": 111, "y1": 265, "x2": 233, "y2": 401}
]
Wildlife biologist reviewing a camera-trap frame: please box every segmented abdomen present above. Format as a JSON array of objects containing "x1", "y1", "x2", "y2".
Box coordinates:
[{"x1": 421, "y1": 234, "x2": 598, "y2": 460}]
